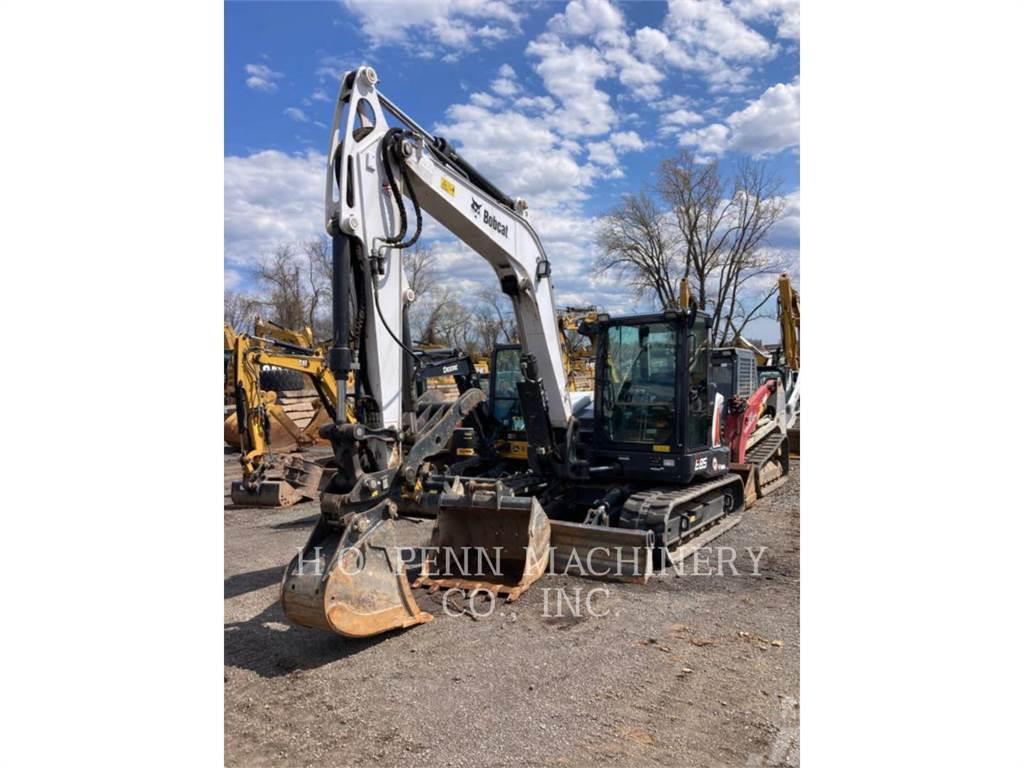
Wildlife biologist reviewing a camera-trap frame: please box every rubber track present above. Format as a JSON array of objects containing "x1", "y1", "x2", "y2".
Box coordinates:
[
  {"x1": 620, "y1": 474, "x2": 744, "y2": 545},
  {"x1": 745, "y1": 426, "x2": 789, "y2": 497}
]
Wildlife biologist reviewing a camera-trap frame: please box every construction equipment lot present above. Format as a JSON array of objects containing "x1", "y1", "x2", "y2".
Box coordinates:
[{"x1": 224, "y1": 453, "x2": 800, "y2": 767}]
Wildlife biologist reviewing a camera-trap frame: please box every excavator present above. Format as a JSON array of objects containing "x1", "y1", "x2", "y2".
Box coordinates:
[
  {"x1": 224, "y1": 320, "x2": 330, "y2": 454},
  {"x1": 229, "y1": 329, "x2": 342, "y2": 507},
  {"x1": 279, "y1": 67, "x2": 790, "y2": 638}
]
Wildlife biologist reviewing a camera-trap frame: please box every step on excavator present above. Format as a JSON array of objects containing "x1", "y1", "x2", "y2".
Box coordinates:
[{"x1": 280, "y1": 67, "x2": 790, "y2": 637}]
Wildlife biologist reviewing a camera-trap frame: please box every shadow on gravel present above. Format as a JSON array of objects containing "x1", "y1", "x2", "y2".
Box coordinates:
[
  {"x1": 225, "y1": 599, "x2": 389, "y2": 678},
  {"x1": 224, "y1": 566, "x2": 283, "y2": 600},
  {"x1": 269, "y1": 514, "x2": 319, "y2": 530}
]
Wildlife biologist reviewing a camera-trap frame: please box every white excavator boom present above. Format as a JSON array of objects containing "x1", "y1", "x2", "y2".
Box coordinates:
[{"x1": 324, "y1": 66, "x2": 571, "y2": 432}]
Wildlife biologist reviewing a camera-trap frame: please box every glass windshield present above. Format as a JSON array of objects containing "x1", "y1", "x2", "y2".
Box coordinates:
[
  {"x1": 601, "y1": 322, "x2": 676, "y2": 444},
  {"x1": 492, "y1": 348, "x2": 525, "y2": 431}
]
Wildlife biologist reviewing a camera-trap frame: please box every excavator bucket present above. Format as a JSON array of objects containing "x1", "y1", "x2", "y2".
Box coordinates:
[
  {"x1": 416, "y1": 485, "x2": 550, "y2": 601},
  {"x1": 548, "y1": 521, "x2": 655, "y2": 584},
  {"x1": 229, "y1": 455, "x2": 326, "y2": 508},
  {"x1": 281, "y1": 502, "x2": 432, "y2": 637}
]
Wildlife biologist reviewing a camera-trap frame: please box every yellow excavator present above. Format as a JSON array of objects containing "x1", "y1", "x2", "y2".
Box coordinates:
[
  {"x1": 558, "y1": 306, "x2": 597, "y2": 392},
  {"x1": 228, "y1": 328, "x2": 346, "y2": 507},
  {"x1": 775, "y1": 273, "x2": 800, "y2": 454},
  {"x1": 777, "y1": 273, "x2": 800, "y2": 372},
  {"x1": 224, "y1": 324, "x2": 329, "y2": 455}
]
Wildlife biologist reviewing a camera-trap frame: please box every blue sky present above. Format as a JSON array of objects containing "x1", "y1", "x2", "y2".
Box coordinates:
[{"x1": 225, "y1": 0, "x2": 799, "y2": 342}]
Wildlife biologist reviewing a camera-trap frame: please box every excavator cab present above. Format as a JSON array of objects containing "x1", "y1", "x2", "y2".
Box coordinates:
[
  {"x1": 588, "y1": 311, "x2": 731, "y2": 484},
  {"x1": 489, "y1": 344, "x2": 529, "y2": 460}
]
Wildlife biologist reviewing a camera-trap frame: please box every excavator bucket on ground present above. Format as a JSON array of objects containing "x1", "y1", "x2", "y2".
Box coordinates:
[
  {"x1": 281, "y1": 501, "x2": 432, "y2": 637},
  {"x1": 230, "y1": 455, "x2": 327, "y2": 508},
  {"x1": 416, "y1": 483, "x2": 551, "y2": 600},
  {"x1": 548, "y1": 521, "x2": 655, "y2": 584}
]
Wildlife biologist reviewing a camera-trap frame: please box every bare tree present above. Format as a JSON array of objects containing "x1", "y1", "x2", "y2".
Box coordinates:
[
  {"x1": 473, "y1": 304, "x2": 503, "y2": 354},
  {"x1": 703, "y1": 159, "x2": 787, "y2": 342},
  {"x1": 657, "y1": 150, "x2": 725, "y2": 310},
  {"x1": 598, "y1": 151, "x2": 789, "y2": 344},
  {"x1": 596, "y1": 191, "x2": 682, "y2": 310},
  {"x1": 403, "y1": 244, "x2": 437, "y2": 299},
  {"x1": 482, "y1": 290, "x2": 516, "y2": 344},
  {"x1": 429, "y1": 294, "x2": 477, "y2": 353},
  {"x1": 224, "y1": 290, "x2": 258, "y2": 332},
  {"x1": 253, "y1": 244, "x2": 307, "y2": 330},
  {"x1": 721, "y1": 283, "x2": 779, "y2": 343},
  {"x1": 302, "y1": 239, "x2": 332, "y2": 339},
  {"x1": 246, "y1": 240, "x2": 335, "y2": 338}
]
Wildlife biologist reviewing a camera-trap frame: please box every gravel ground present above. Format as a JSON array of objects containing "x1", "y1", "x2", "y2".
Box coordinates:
[{"x1": 224, "y1": 456, "x2": 800, "y2": 767}]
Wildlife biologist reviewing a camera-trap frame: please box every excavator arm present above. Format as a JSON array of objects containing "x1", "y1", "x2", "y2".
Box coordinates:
[
  {"x1": 253, "y1": 316, "x2": 317, "y2": 353},
  {"x1": 322, "y1": 66, "x2": 570, "y2": 441},
  {"x1": 777, "y1": 273, "x2": 800, "y2": 372}
]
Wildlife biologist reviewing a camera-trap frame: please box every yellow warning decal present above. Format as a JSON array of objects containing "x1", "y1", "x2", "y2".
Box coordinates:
[
  {"x1": 456, "y1": 448, "x2": 475, "y2": 456},
  {"x1": 653, "y1": 444, "x2": 671, "y2": 453},
  {"x1": 440, "y1": 177, "x2": 456, "y2": 197}
]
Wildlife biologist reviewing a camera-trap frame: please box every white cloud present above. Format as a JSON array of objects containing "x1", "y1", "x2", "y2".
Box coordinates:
[
  {"x1": 633, "y1": 0, "x2": 779, "y2": 89},
  {"x1": 434, "y1": 103, "x2": 597, "y2": 207},
  {"x1": 245, "y1": 63, "x2": 283, "y2": 92},
  {"x1": 283, "y1": 107, "x2": 309, "y2": 123},
  {"x1": 469, "y1": 91, "x2": 500, "y2": 108},
  {"x1": 587, "y1": 141, "x2": 617, "y2": 166},
  {"x1": 772, "y1": 189, "x2": 800, "y2": 249},
  {"x1": 658, "y1": 107, "x2": 704, "y2": 137},
  {"x1": 549, "y1": 0, "x2": 624, "y2": 37},
  {"x1": 653, "y1": 94, "x2": 696, "y2": 112},
  {"x1": 492, "y1": 78, "x2": 518, "y2": 97},
  {"x1": 526, "y1": 33, "x2": 616, "y2": 137},
  {"x1": 490, "y1": 63, "x2": 520, "y2": 96},
  {"x1": 602, "y1": 45, "x2": 664, "y2": 100},
  {"x1": 609, "y1": 130, "x2": 648, "y2": 152},
  {"x1": 726, "y1": 79, "x2": 799, "y2": 155},
  {"x1": 666, "y1": 0, "x2": 775, "y2": 60},
  {"x1": 681, "y1": 78, "x2": 799, "y2": 157},
  {"x1": 339, "y1": 0, "x2": 522, "y2": 52},
  {"x1": 224, "y1": 149, "x2": 324, "y2": 267},
  {"x1": 513, "y1": 95, "x2": 556, "y2": 113},
  {"x1": 732, "y1": 0, "x2": 800, "y2": 39}
]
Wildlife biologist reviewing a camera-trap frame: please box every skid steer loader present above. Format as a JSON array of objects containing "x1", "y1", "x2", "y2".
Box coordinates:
[{"x1": 279, "y1": 66, "x2": 789, "y2": 638}]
